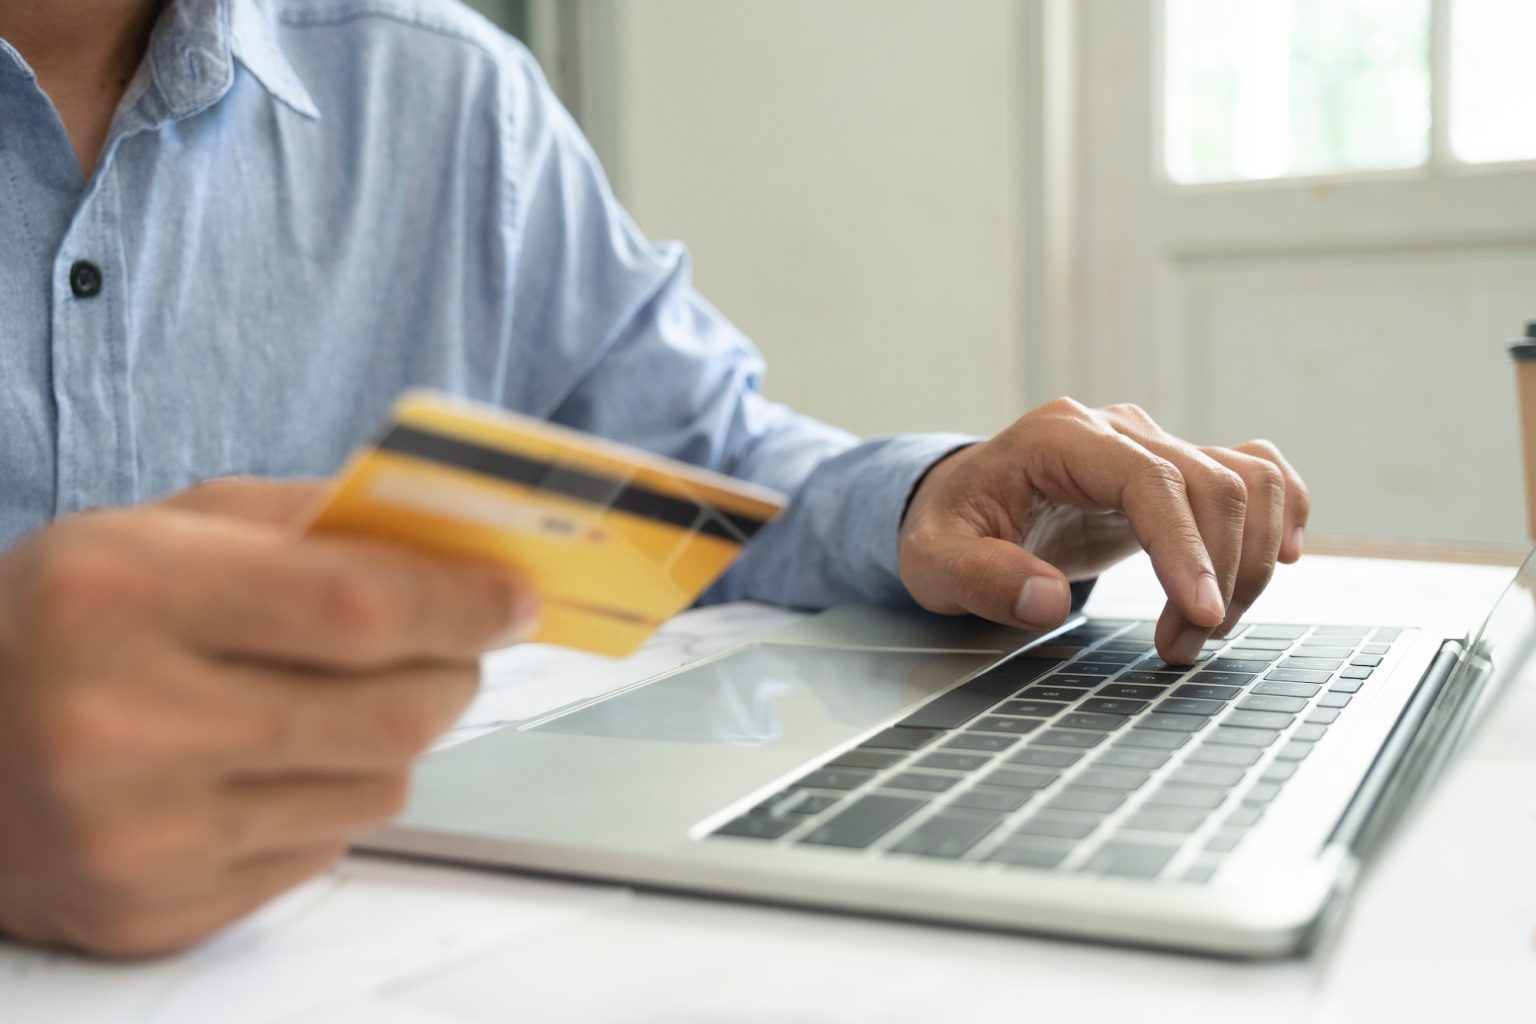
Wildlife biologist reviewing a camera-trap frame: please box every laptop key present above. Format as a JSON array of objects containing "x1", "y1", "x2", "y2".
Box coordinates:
[
  {"x1": 984, "y1": 766, "x2": 1060, "y2": 790},
  {"x1": 863, "y1": 726, "x2": 944, "y2": 751},
  {"x1": 1229, "y1": 637, "x2": 1291, "y2": 651},
  {"x1": 949, "y1": 786, "x2": 1031, "y2": 812},
  {"x1": 1246, "y1": 626, "x2": 1306, "y2": 639},
  {"x1": 1058, "y1": 711, "x2": 1129, "y2": 732},
  {"x1": 1223, "y1": 647, "x2": 1281, "y2": 663},
  {"x1": 1097, "y1": 684, "x2": 1166, "y2": 700},
  {"x1": 829, "y1": 749, "x2": 905, "y2": 770},
  {"x1": 1172, "y1": 683, "x2": 1241, "y2": 701},
  {"x1": 1295, "y1": 646, "x2": 1355, "y2": 659},
  {"x1": 988, "y1": 839, "x2": 1072, "y2": 869},
  {"x1": 1153, "y1": 697, "x2": 1225, "y2": 716},
  {"x1": 890, "y1": 810, "x2": 1002, "y2": 858},
  {"x1": 1052, "y1": 674, "x2": 1110, "y2": 688},
  {"x1": 1167, "y1": 764, "x2": 1246, "y2": 788},
  {"x1": 1260, "y1": 760, "x2": 1299, "y2": 782},
  {"x1": 1119, "y1": 729, "x2": 1190, "y2": 750},
  {"x1": 796, "y1": 768, "x2": 875, "y2": 790},
  {"x1": 1017, "y1": 812, "x2": 1101, "y2": 839},
  {"x1": 1329, "y1": 679, "x2": 1363, "y2": 694},
  {"x1": 1281, "y1": 657, "x2": 1343, "y2": 672},
  {"x1": 1034, "y1": 728, "x2": 1105, "y2": 749},
  {"x1": 1084, "y1": 841, "x2": 1178, "y2": 879},
  {"x1": 1264, "y1": 669, "x2": 1331, "y2": 685},
  {"x1": 1224, "y1": 805, "x2": 1264, "y2": 827},
  {"x1": 915, "y1": 751, "x2": 991, "y2": 772},
  {"x1": 1291, "y1": 722, "x2": 1328, "y2": 742},
  {"x1": 1252, "y1": 680, "x2": 1320, "y2": 699},
  {"x1": 1136, "y1": 712, "x2": 1208, "y2": 733},
  {"x1": 1339, "y1": 666, "x2": 1373, "y2": 680},
  {"x1": 1076, "y1": 698, "x2": 1150, "y2": 716},
  {"x1": 1184, "y1": 743, "x2": 1262, "y2": 767},
  {"x1": 895, "y1": 671, "x2": 1030, "y2": 730},
  {"x1": 972, "y1": 716, "x2": 1046, "y2": 736},
  {"x1": 944, "y1": 733, "x2": 1018, "y2": 752},
  {"x1": 997, "y1": 699, "x2": 1070, "y2": 717},
  {"x1": 1006, "y1": 746, "x2": 1083, "y2": 768},
  {"x1": 1318, "y1": 692, "x2": 1352, "y2": 709},
  {"x1": 1065, "y1": 663, "x2": 1122, "y2": 677},
  {"x1": 1045, "y1": 786, "x2": 1126, "y2": 814},
  {"x1": 1274, "y1": 740, "x2": 1314, "y2": 761},
  {"x1": 1182, "y1": 862, "x2": 1221, "y2": 884},
  {"x1": 1237, "y1": 694, "x2": 1308, "y2": 714},
  {"x1": 1118, "y1": 671, "x2": 1188, "y2": 685},
  {"x1": 1307, "y1": 708, "x2": 1342, "y2": 725},
  {"x1": 1362, "y1": 643, "x2": 1391, "y2": 655},
  {"x1": 1145, "y1": 785, "x2": 1227, "y2": 810},
  {"x1": 1073, "y1": 767, "x2": 1151, "y2": 790},
  {"x1": 716, "y1": 814, "x2": 797, "y2": 840},
  {"x1": 1121, "y1": 807, "x2": 1207, "y2": 833},
  {"x1": 1351, "y1": 654, "x2": 1384, "y2": 668},
  {"x1": 1208, "y1": 725, "x2": 1281, "y2": 747},
  {"x1": 799, "y1": 794, "x2": 927, "y2": 849},
  {"x1": 1017, "y1": 685, "x2": 1091, "y2": 703},
  {"x1": 1093, "y1": 747, "x2": 1171, "y2": 769},
  {"x1": 1243, "y1": 782, "x2": 1283, "y2": 804},
  {"x1": 1189, "y1": 671, "x2": 1256, "y2": 686},
  {"x1": 885, "y1": 772, "x2": 961, "y2": 793},
  {"x1": 1205, "y1": 658, "x2": 1271, "y2": 674},
  {"x1": 1371, "y1": 628, "x2": 1402, "y2": 642},
  {"x1": 1204, "y1": 829, "x2": 1244, "y2": 853},
  {"x1": 1224, "y1": 709, "x2": 1294, "y2": 730}
]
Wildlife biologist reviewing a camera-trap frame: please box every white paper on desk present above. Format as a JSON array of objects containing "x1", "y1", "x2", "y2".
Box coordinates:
[{"x1": 0, "y1": 857, "x2": 615, "y2": 1024}]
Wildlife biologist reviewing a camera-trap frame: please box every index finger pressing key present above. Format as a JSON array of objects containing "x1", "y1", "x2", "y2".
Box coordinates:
[{"x1": 1048, "y1": 430, "x2": 1227, "y2": 631}]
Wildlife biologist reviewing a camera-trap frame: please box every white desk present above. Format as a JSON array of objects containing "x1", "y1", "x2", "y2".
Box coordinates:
[{"x1": 5, "y1": 555, "x2": 1532, "y2": 1023}]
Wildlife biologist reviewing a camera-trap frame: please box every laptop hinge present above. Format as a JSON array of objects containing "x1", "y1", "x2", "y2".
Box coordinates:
[{"x1": 1325, "y1": 639, "x2": 1470, "y2": 861}]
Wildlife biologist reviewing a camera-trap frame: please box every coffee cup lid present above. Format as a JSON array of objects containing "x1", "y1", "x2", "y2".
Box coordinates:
[{"x1": 1511, "y1": 321, "x2": 1536, "y2": 361}]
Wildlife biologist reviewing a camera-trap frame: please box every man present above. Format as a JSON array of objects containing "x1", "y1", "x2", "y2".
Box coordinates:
[{"x1": 0, "y1": 0, "x2": 1308, "y2": 956}]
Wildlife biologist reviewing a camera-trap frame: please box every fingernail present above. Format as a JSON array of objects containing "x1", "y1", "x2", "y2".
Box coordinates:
[
  {"x1": 1288, "y1": 526, "x2": 1305, "y2": 556},
  {"x1": 1194, "y1": 574, "x2": 1225, "y2": 625},
  {"x1": 1169, "y1": 625, "x2": 1208, "y2": 665},
  {"x1": 1015, "y1": 576, "x2": 1067, "y2": 628}
]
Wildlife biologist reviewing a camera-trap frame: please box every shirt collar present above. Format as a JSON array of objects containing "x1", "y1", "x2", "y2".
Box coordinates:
[{"x1": 149, "y1": 0, "x2": 319, "y2": 121}]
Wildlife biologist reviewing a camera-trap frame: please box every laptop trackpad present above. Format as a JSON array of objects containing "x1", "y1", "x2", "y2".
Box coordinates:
[{"x1": 530, "y1": 643, "x2": 995, "y2": 751}]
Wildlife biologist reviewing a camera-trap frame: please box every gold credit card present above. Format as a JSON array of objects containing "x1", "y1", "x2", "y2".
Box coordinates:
[{"x1": 307, "y1": 391, "x2": 787, "y2": 656}]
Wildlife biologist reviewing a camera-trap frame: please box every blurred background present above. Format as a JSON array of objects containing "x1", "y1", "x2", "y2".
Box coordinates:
[{"x1": 467, "y1": 0, "x2": 1535, "y2": 562}]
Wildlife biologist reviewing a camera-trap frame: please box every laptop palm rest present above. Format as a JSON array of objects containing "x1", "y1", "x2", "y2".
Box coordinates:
[{"x1": 381, "y1": 643, "x2": 996, "y2": 849}]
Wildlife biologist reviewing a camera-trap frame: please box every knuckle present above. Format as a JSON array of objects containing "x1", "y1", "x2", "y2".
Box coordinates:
[
  {"x1": 38, "y1": 690, "x2": 125, "y2": 796},
  {"x1": 1133, "y1": 453, "x2": 1185, "y2": 493},
  {"x1": 1037, "y1": 395, "x2": 1090, "y2": 420},
  {"x1": 1105, "y1": 402, "x2": 1155, "y2": 426},
  {"x1": 315, "y1": 574, "x2": 406, "y2": 654},
  {"x1": 29, "y1": 533, "x2": 152, "y2": 642},
  {"x1": 1241, "y1": 438, "x2": 1283, "y2": 461},
  {"x1": 1206, "y1": 465, "x2": 1249, "y2": 512}
]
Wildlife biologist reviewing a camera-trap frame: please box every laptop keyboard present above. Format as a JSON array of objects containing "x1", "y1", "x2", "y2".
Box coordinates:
[{"x1": 707, "y1": 619, "x2": 1402, "y2": 884}]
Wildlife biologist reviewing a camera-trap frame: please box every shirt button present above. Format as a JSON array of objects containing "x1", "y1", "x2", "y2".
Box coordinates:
[{"x1": 69, "y1": 260, "x2": 103, "y2": 298}]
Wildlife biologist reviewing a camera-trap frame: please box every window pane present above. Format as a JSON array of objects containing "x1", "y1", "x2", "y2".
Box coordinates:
[
  {"x1": 1165, "y1": 0, "x2": 1431, "y2": 184},
  {"x1": 1449, "y1": 0, "x2": 1536, "y2": 164}
]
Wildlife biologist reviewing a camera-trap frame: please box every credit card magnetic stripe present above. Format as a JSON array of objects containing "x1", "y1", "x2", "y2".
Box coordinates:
[{"x1": 377, "y1": 425, "x2": 772, "y2": 543}]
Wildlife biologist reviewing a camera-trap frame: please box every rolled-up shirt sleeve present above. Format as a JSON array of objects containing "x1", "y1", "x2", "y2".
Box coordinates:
[{"x1": 496, "y1": 42, "x2": 973, "y2": 609}]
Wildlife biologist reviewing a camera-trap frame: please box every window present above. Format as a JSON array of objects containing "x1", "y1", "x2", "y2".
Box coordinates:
[{"x1": 1164, "y1": 0, "x2": 1535, "y2": 184}]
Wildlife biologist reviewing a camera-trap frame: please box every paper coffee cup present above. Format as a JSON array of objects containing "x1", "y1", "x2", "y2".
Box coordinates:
[{"x1": 1511, "y1": 321, "x2": 1536, "y2": 540}]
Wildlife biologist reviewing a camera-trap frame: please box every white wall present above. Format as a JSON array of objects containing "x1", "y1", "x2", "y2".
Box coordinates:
[{"x1": 609, "y1": 0, "x2": 1025, "y2": 438}]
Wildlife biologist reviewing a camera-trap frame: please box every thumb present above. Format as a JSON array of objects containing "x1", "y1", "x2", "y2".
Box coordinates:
[{"x1": 903, "y1": 532, "x2": 1073, "y2": 631}]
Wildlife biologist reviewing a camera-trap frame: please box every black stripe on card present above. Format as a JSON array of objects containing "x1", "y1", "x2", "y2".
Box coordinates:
[{"x1": 376, "y1": 425, "x2": 769, "y2": 542}]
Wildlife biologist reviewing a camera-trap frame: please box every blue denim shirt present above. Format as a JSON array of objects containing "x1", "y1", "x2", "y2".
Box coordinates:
[{"x1": 0, "y1": 0, "x2": 972, "y2": 608}]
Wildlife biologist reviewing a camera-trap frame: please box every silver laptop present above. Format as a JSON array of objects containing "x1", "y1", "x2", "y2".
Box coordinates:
[{"x1": 359, "y1": 551, "x2": 1536, "y2": 958}]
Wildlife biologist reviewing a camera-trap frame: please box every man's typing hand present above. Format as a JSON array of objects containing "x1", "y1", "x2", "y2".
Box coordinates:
[
  {"x1": 0, "y1": 479, "x2": 537, "y2": 957},
  {"x1": 898, "y1": 399, "x2": 1309, "y2": 665}
]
